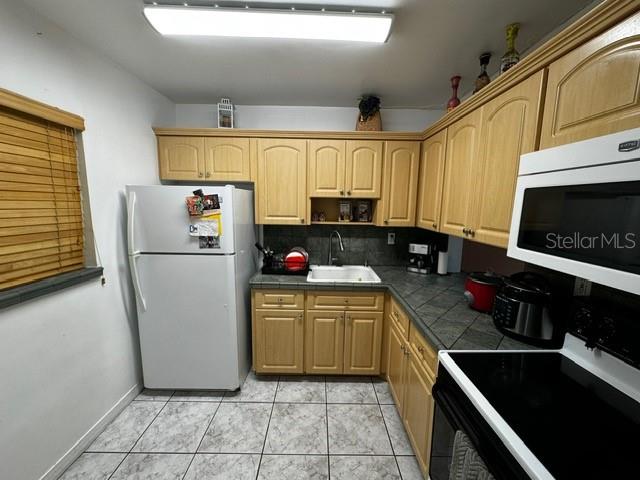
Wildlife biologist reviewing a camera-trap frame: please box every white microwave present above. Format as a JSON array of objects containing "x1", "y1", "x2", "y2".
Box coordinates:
[{"x1": 508, "y1": 128, "x2": 640, "y2": 296}]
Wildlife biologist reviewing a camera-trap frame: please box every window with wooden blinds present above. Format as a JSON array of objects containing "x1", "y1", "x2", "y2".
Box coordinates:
[{"x1": 0, "y1": 106, "x2": 84, "y2": 291}]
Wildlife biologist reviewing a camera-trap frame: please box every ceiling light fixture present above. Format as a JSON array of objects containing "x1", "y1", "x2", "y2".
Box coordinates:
[{"x1": 143, "y1": 5, "x2": 393, "y2": 43}]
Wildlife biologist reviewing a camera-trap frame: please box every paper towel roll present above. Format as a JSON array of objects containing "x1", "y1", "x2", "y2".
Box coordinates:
[{"x1": 437, "y1": 251, "x2": 448, "y2": 275}]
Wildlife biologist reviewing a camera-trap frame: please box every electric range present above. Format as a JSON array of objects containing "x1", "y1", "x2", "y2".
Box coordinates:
[{"x1": 430, "y1": 300, "x2": 640, "y2": 480}]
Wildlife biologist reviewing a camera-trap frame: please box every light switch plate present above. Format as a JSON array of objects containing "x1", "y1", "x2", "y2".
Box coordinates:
[{"x1": 387, "y1": 232, "x2": 396, "y2": 245}]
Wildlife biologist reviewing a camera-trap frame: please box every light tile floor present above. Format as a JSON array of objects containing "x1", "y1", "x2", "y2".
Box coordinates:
[{"x1": 58, "y1": 372, "x2": 424, "y2": 480}]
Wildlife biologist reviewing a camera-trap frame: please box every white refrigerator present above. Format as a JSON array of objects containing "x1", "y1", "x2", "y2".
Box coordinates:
[{"x1": 126, "y1": 184, "x2": 256, "y2": 390}]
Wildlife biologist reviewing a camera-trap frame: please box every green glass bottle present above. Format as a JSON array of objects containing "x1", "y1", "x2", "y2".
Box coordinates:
[{"x1": 501, "y1": 23, "x2": 521, "y2": 73}]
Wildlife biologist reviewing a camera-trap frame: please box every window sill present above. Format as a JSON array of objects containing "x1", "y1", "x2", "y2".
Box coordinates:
[{"x1": 0, "y1": 267, "x2": 104, "y2": 310}]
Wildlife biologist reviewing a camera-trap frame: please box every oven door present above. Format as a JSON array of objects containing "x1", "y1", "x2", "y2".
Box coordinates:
[
  {"x1": 430, "y1": 369, "x2": 529, "y2": 480},
  {"x1": 508, "y1": 160, "x2": 640, "y2": 295}
]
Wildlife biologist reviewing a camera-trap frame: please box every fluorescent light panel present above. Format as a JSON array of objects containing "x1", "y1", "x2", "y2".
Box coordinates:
[{"x1": 143, "y1": 6, "x2": 393, "y2": 43}]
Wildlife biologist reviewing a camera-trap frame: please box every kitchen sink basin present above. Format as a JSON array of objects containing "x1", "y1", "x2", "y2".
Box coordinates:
[{"x1": 306, "y1": 265, "x2": 381, "y2": 283}]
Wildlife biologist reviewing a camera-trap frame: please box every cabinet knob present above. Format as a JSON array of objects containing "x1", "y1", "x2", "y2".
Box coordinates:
[
  {"x1": 205, "y1": 172, "x2": 211, "y2": 178},
  {"x1": 340, "y1": 190, "x2": 344, "y2": 196},
  {"x1": 469, "y1": 229, "x2": 475, "y2": 237},
  {"x1": 300, "y1": 218, "x2": 304, "y2": 224},
  {"x1": 384, "y1": 220, "x2": 389, "y2": 225},
  {"x1": 198, "y1": 172, "x2": 203, "y2": 178},
  {"x1": 432, "y1": 223, "x2": 437, "y2": 229},
  {"x1": 347, "y1": 190, "x2": 351, "y2": 196},
  {"x1": 400, "y1": 344, "x2": 405, "y2": 352},
  {"x1": 418, "y1": 346, "x2": 424, "y2": 354},
  {"x1": 462, "y1": 227, "x2": 469, "y2": 235}
]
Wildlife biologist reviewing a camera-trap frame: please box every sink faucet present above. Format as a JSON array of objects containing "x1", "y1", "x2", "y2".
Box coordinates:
[{"x1": 328, "y1": 230, "x2": 345, "y2": 265}]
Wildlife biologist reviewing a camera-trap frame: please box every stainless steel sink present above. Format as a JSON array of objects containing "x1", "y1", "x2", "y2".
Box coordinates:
[{"x1": 306, "y1": 265, "x2": 381, "y2": 283}]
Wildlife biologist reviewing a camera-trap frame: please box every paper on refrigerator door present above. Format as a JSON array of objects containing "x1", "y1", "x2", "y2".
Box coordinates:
[{"x1": 189, "y1": 212, "x2": 222, "y2": 237}]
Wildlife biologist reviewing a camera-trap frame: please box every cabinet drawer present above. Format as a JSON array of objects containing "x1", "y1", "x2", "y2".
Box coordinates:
[
  {"x1": 388, "y1": 296, "x2": 410, "y2": 339},
  {"x1": 307, "y1": 291, "x2": 384, "y2": 311},
  {"x1": 254, "y1": 290, "x2": 304, "y2": 309},
  {"x1": 409, "y1": 325, "x2": 437, "y2": 380}
]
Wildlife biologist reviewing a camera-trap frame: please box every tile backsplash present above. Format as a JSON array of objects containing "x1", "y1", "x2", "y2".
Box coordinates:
[{"x1": 262, "y1": 225, "x2": 447, "y2": 266}]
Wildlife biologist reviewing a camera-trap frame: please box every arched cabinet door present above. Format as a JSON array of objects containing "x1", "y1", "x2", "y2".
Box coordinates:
[
  {"x1": 345, "y1": 140, "x2": 383, "y2": 198},
  {"x1": 380, "y1": 141, "x2": 420, "y2": 226},
  {"x1": 440, "y1": 109, "x2": 483, "y2": 238},
  {"x1": 158, "y1": 136, "x2": 205, "y2": 180},
  {"x1": 308, "y1": 140, "x2": 345, "y2": 197},
  {"x1": 541, "y1": 12, "x2": 640, "y2": 148},
  {"x1": 471, "y1": 70, "x2": 545, "y2": 248},
  {"x1": 256, "y1": 138, "x2": 307, "y2": 225},
  {"x1": 204, "y1": 138, "x2": 250, "y2": 181},
  {"x1": 416, "y1": 130, "x2": 447, "y2": 232}
]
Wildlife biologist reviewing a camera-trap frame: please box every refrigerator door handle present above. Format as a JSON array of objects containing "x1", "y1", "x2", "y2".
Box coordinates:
[
  {"x1": 129, "y1": 253, "x2": 147, "y2": 311},
  {"x1": 127, "y1": 191, "x2": 139, "y2": 254}
]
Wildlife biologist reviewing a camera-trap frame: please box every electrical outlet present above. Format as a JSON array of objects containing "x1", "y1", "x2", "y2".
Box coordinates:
[
  {"x1": 387, "y1": 232, "x2": 396, "y2": 245},
  {"x1": 574, "y1": 277, "x2": 592, "y2": 296}
]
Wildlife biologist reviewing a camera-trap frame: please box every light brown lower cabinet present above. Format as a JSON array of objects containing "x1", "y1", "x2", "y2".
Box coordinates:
[
  {"x1": 253, "y1": 309, "x2": 304, "y2": 374},
  {"x1": 253, "y1": 290, "x2": 383, "y2": 375},
  {"x1": 386, "y1": 316, "x2": 437, "y2": 477},
  {"x1": 344, "y1": 311, "x2": 383, "y2": 375},
  {"x1": 305, "y1": 310, "x2": 344, "y2": 374}
]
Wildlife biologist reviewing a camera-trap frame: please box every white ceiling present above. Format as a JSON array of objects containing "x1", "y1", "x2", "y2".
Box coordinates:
[{"x1": 22, "y1": 0, "x2": 595, "y2": 107}]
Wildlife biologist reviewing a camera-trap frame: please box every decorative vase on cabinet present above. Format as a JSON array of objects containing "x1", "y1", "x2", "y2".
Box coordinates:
[{"x1": 447, "y1": 76, "x2": 461, "y2": 112}]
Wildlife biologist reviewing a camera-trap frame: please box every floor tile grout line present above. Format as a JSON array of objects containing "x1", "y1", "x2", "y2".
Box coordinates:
[
  {"x1": 373, "y1": 376, "x2": 404, "y2": 479},
  {"x1": 254, "y1": 375, "x2": 280, "y2": 480},
  {"x1": 325, "y1": 376, "x2": 331, "y2": 480},
  {"x1": 179, "y1": 399, "x2": 223, "y2": 480},
  {"x1": 105, "y1": 395, "x2": 171, "y2": 480}
]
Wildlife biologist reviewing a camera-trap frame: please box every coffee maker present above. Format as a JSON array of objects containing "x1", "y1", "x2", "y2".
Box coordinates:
[{"x1": 407, "y1": 243, "x2": 437, "y2": 274}]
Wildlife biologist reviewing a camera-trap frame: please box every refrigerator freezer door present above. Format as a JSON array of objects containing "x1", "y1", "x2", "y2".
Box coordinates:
[
  {"x1": 135, "y1": 253, "x2": 241, "y2": 389},
  {"x1": 127, "y1": 185, "x2": 236, "y2": 255}
]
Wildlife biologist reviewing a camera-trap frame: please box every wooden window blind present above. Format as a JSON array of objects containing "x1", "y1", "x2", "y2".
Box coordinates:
[{"x1": 0, "y1": 105, "x2": 84, "y2": 290}]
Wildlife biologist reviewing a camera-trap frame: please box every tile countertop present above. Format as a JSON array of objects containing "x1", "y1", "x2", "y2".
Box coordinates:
[{"x1": 249, "y1": 266, "x2": 537, "y2": 352}]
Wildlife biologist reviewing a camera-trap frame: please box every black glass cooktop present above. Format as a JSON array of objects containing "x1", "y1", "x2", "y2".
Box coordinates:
[{"x1": 449, "y1": 352, "x2": 640, "y2": 479}]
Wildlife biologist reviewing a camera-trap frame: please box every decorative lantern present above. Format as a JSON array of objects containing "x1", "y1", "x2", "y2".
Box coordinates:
[{"x1": 217, "y1": 98, "x2": 234, "y2": 128}]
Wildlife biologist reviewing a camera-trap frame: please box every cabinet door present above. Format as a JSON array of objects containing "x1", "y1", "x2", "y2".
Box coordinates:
[
  {"x1": 345, "y1": 140, "x2": 383, "y2": 198},
  {"x1": 380, "y1": 141, "x2": 420, "y2": 226},
  {"x1": 440, "y1": 109, "x2": 483, "y2": 237},
  {"x1": 305, "y1": 310, "x2": 344, "y2": 374},
  {"x1": 204, "y1": 137, "x2": 251, "y2": 181},
  {"x1": 386, "y1": 321, "x2": 407, "y2": 408},
  {"x1": 416, "y1": 130, "x2": 447, "y2": 232},
  {"x1": 403, "y1": 352, "x2": 435, "y2": 476},
  {"x1": 256, "y1": 139, "x2": 307, "y2": 224},
  {"x1": 308, "y1": 140, "x2": 345, "y2": 197},
  {"x1": 471, "y1": 71, "x2": 544, "y2": 248},
  {"x1": 344, "y1": 311, "x2": 383, "y2": 375},
  {"x1": 541, "y1": 13, "x2": 640, "y2": 148},
  {"x1": 158, "y1": 136, "x2": 205, "y2": 181},
  {"x1": 254, "y1": 309, "x2": 304, "y2": 374}
]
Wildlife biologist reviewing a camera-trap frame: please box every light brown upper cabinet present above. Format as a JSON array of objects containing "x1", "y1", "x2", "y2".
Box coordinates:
[
  {"x1": 308, "y1": 140, "x2": 346, "y2": 197},
  {"x1": 440, "y1": 109, "x2": 483, "y2": 237},
  {"x1": 204, "y1": 137, "x2": 251, "y2": 181},
  {"x1": 380, "y1": 141, "x2": 420, "y2": 226},
  {"x1": 470, "y1": 70, "x2": 545, "y2": 248},
  {"x1": 345, "y1": 140, "x2": 383, "y2": 198},
  {"x1": 541, "y1": 12, "x2": 640, "y2": 148},
  {"x1": 416, "y1": 130, "x2": 447, "y2": 232},
  {"x1": 158, "y1": 136, "x2": 205, "y2": 180},
  {"x1": 255, "y1": 138, "x2": 307, "y2": 224}
]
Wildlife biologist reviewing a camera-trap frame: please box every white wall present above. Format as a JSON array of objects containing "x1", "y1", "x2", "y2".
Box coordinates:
[
  {"x1": 175, "y1": 104, "x2": 443, "y2": 131},
  {"x1": 0, "y1": 2, "x2": 175, "y2": 479}
]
